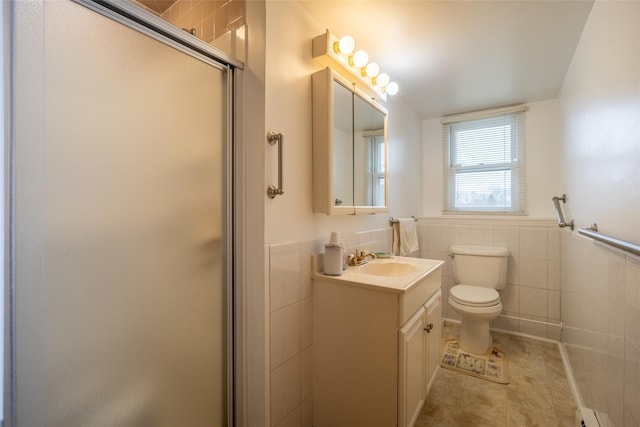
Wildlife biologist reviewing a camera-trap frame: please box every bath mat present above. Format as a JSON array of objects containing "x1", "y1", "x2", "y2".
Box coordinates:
[{"x1": 440, "y1": 339, "x2": 509, "y2": 384}]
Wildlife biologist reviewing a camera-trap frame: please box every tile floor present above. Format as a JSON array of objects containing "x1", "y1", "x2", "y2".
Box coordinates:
[{"x1": 416, "y1": 322, "x2": 577, "y2": 427}]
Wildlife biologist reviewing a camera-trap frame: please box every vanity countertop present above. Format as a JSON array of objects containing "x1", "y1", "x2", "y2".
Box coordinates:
[{"x1": 312, "y1": 255, "x2": 444, "y2": 294}]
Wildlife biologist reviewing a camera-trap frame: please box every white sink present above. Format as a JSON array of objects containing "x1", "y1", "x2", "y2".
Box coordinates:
[
  {"x1": 359, "y1": 261, "x2": 417, "y2": 277},
  {"x1": 313, "y1": 254, "x2": 443, "y2": 294}
]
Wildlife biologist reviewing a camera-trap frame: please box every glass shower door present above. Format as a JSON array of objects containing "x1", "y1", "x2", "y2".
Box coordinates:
[{"x1": 10, "y1": 1, "x2": 231, "y2": 425}]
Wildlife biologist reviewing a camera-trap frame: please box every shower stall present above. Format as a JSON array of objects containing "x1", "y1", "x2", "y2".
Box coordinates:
[{"x1": 6, "y1": 1, "x2": 236, "y2": 425}]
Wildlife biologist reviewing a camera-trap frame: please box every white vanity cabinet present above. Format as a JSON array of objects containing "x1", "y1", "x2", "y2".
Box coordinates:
[
  {"x1": 399, "y1": 306, "x2": 427, "y2": 426},
  {"x1": 424, "y1": 291, "x2": 442, "y2": 392},
  {"x1": 399, "y1": 290, "x2": 442, "y2": 427},
  {"x1": 312, "y1": 258, "x2": 443, "y2": 427}
]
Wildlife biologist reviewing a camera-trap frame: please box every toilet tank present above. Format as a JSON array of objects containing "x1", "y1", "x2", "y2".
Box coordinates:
[{"x1": 450, "y1": 245, "x2": 509, "y2": 289}]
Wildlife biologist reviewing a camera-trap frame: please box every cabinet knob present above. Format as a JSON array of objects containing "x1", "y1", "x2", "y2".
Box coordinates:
[{"x1": 424, "y1": 323, "x2": 434, "y2": 333}]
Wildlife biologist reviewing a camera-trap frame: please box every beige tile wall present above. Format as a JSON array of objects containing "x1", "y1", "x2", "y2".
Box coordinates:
[
  {"x1": 129, "y1": 0, "x2": 245, "y2": 43},
  {"x1": 159, "y1": 0, "x2": 244, "y2": 43},
  {"x1": 267, "y1": 228, "x2": 391, "y2": 426},
  {"x1": 418, "y1": 217, "x2": 562, "y2": 340},
  {"x1": 132, "y1": 0, "x2": 244, "y2": 44},
  {"x1": 561, "y1": 231, "x2": 640, "y2": 427},
  {"x1": 269, "y1": 241, "x2": 313, "y2": 427}
]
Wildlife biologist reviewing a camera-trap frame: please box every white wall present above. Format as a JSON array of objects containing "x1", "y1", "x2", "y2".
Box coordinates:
[
  {"x1": 242, "y1": 1, "x2": 269, "y2": 426},
  {"x1": 557, "y1": 1, "x2": 640, "y2": 425},
  {"x1": 560, "y1": 1, "x2": 640, "y2": 242},
  {"x1": 264, "y1": 1, "x2": 423, "y2": 245},
  {"x1": 0, "y1": 5, "x2": 4, "y2": 421},
  {"x1": 386, "y1": 95, "x2": 423, "y2": 219},
  {"x1": 422, "y1": 98, "x2": 563, "y2": 219}
]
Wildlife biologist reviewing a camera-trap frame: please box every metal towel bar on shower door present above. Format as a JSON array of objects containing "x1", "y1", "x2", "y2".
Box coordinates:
[{"x1": 267, "y1": 132, "x2": 285, "y2": 198}]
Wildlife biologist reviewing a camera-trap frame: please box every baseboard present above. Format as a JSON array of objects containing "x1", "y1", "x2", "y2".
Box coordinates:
[{"x1": 443, "y1": 317, "x2": 560, "y2": 344}]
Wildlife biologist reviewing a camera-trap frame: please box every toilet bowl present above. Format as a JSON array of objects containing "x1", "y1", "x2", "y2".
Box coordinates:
[
  {"x1": 448, "y1": 245, "x2": 509, "y2": 354},
  {"x1": 448, "y1": 284, "x2": 503, "y2": 354}
]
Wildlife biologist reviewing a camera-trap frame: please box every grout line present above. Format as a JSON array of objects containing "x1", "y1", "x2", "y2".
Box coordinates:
[{"x1": 433, "y1": 322, "x2": 577, "y2": 426}]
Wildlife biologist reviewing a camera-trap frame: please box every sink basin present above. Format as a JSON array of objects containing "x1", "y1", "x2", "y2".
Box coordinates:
[
  {"x1": 359, "y1": 261, "x2": 417, "y2": 277},
  {"x1": 313, "y1": 254, "x2": 443, "y2": 294}
]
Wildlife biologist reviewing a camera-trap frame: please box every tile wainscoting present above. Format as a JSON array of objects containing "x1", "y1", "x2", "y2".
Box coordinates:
[
  {"x1": 266, "y1": 218, "x2": 561, "y2": 425},
  {"x1": 267, "y1": 228, "x2": 392, "y2": 427},
  {"x1": 418, "y1": 217, "x2": 562, "y2": 340},
  {"x1": 560, "y1": 230, "x2": 640, "y2": 427},
  {"x1": 266, "y1": 218, "x2": 640, "y2": 427}
]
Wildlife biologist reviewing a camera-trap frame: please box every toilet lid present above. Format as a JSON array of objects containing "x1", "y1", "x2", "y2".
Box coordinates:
[{"x1": 450, "y1": 285, "x2": 500, "y2": 307}]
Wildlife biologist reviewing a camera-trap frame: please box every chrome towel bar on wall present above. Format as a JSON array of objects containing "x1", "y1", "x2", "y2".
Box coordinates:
[
  {"x1": 578, "y1": 225, "x2": 640, "y2": 257},
  {"x1": 551, "y1": 193, "x2": 640, "y2": 256},
  {"x1": 389, "y1": 216, "x2": 417, "y2": 225},
  {"x1": 552, "y1": 194, "x2": 574, "y2": 230},
  {"x1": 267, "y1": 132, "x2": 285, "y2": 199}
]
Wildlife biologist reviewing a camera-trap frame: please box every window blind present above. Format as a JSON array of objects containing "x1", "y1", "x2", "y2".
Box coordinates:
[{"x1": 443, "y1": 109, "x2": 526, "y2": 213}]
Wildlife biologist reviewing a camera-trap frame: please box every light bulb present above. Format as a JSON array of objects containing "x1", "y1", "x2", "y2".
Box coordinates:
[
  {"x1": 334, "y1": 35, "x2": 355, "y2": 54},
  {"x1": 374, "y1": 73, "x2": 390, "y2": 87},
  {"x1": 363, "y1": 62, "x2": 380, "y2": 78},
  {"x1": 350, "y1": 50, "x2": 369, "y2": 68},
  {"x1": 385, "y1": 82, "x2": 399, "y2": 95}
]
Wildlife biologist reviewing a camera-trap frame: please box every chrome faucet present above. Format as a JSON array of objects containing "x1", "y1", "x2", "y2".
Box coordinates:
[{"x1": 348, "y1": 250, "x2": 377, "y2": 266}]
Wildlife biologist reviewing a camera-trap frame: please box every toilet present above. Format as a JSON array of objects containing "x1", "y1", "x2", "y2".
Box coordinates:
[{"x1": 448, "y1": 245, "x2": 509, "y2": 354}]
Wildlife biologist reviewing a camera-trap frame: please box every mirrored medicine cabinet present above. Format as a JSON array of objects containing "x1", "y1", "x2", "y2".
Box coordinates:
[{"x1": 312, "y1": 67, "x2": 388, "y2": 215}]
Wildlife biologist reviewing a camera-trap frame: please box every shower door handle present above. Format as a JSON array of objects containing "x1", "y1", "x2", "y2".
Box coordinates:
[{"x1": 267, "y1": 132, "x2": 285, "y2": 198}]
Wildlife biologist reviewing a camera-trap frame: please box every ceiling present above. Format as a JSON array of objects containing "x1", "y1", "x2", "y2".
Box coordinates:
[{"x1": 299, "y1": 0, "x2": 594, "y2": 119}]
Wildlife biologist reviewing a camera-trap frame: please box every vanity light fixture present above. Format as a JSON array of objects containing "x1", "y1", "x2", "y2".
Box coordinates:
[
  {"x1": 373, "y1": 72, "x2": 390, "y2": 88},
  {"x1": 334, "y1": 35, "x2": 355, "y2": 55},
  {"x1": 363, "y1": 62, "x2": 380, "y2": 78},
  {"x1": 312, "y1": 29, "x2": 398, "y2": 101},
  {"x1": 385, "y1": 82, "x2": 399, "y2": 95},
  {"x1": 350, "y1": 50, "x2": 369, "y2": 68}
]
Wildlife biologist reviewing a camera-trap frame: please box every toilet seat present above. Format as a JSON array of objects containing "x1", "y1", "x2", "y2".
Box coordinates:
[{"x1": 449, "y1": 284, "x2": 500, "y2": 307}]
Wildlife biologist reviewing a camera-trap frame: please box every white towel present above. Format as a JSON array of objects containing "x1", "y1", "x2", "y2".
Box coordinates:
[
  {"x1": 392, "y1": 225, "x2": 400, "y2": 255},
  {"x1": 394, "y1": 218, "x2": 419, "y2": 256}
]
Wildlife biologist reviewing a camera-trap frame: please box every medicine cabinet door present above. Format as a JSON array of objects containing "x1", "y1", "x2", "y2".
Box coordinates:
[
  {"x1": 332, "y1": 79, "x2": 355, "y2": 209},
  {"x1": 353, "y1": 91, "x2": 387, "y2": 212},
  {"x1": 312, "y1": 67, "x2": 388, "y2": 215}
]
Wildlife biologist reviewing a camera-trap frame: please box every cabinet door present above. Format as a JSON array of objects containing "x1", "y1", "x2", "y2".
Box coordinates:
[
  {"x1": 311, "y1": 66, "x2": 388, "y2": 215},
  {"x1": 398, "y1": 307, "x2": 426, "y2": 427},
  {"x1": 424, "y1": 290, "x2": 442, "y2": 394}
]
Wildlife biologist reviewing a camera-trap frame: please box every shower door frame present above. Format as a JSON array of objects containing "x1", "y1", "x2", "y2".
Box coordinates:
[{"x1": 5, "y1": 1, "x2": 242, "y2": 425}]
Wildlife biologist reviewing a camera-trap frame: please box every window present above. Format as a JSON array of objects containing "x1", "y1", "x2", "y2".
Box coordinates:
[{"x1": 443, "y1": 107, "x2": 526, "y2": 213}]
